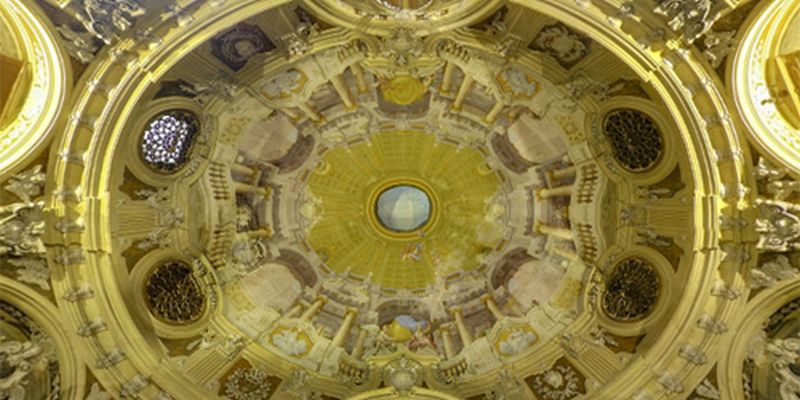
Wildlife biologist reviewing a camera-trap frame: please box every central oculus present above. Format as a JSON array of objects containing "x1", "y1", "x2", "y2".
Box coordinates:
[{"x1": 375, "y1": 185, "x2": 431, "y2": 232}]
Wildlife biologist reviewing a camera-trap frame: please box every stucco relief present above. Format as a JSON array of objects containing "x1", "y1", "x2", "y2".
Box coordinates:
[{"x1": 531, "y1": 23, "x2": 592, "y2": 69}]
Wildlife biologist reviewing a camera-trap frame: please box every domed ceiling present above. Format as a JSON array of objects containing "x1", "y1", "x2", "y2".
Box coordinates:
[{"x1": 1, "y1": 0, "x2": 799, "y2": 399}]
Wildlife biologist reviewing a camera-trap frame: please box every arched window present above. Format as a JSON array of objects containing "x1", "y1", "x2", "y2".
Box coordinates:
[
  {"x1": 603, "y1": 109, "x2": 663, "y2": 172},
  {"x1": 140, "y1": 110, "x2": 199, "y2": 173}
]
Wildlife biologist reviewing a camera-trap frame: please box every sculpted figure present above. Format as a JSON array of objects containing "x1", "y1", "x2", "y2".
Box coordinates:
[
  {"x1": 0, "y1": 337, "x2": 43, "y2": 400},
  {"x1": 756, "y1": 199, "x2": 800, "y2": 252}
]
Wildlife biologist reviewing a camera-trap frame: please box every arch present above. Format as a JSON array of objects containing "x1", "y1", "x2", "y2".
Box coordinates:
[
  {"x1": 0, "y1": 0, "x2": 69, "y2": 181},
  {"x1": 0, "y1": 276, "x2": 86, "y2": 399}
]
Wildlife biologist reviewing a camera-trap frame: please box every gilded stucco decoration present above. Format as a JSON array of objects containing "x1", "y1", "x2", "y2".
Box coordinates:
[
  {"x1": 0, "y1": 301, "x2": 59, "y2": 400},
  {"x1": 530, "y1": 23, "x2": 592, "y2": 69},
  {"x1": 0, "y1": 1, "x2": 67, "y2": 181},
  {"x1": 380, "y1": 75, "x2": 427, "y2": 105},
  {"x1": 0, "y1": 0, "x2": 796, "y2": 399},
  {"x1": 211, "y1": 23, "x2": 275, "y2": 71}
]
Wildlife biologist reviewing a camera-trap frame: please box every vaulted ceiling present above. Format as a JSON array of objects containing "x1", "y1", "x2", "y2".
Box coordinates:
[{"x1": 1, "y1": 0, "x2": 800, "y2": 399}]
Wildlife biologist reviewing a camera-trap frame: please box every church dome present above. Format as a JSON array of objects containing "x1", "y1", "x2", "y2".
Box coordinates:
[{"x1": 0, "y1": 0, "x2": 796, "y2": 399}]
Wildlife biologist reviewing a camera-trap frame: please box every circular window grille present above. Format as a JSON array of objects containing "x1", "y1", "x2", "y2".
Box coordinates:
[
  {"x1": 602, "y1": 258, "x2": 660, "y2": 321},
  {"x1": 603, "y1": 109, "x2": 663, "y2": 172},
  {"x1": 145, "y1": 261, "x2": 205, "y2": 324},
  {"x1": 140, "y1": 110, "x2": 199, "y2": 173}
]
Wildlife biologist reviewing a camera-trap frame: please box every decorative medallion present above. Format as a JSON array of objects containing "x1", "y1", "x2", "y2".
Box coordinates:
[
  {"x1": 495, "y1": 326, "x2": 538, "y2": 356},
  {"x1": 603, "y1": 109, "x2": 663, "y2": 172},
  {"x1": 222, "y1": 366, "x2": 281, "y2": 400},
  {"x1": 525, "y1": 358, "x2": 586, "y2": 400},
  {"x1": 211, "y1": 23, "x2": 275, "y2": 71},
  {"x1": 380, "y1": 75, "x2": 427, "y2": 105},
  {"x1": 602, "y1": 258, "x2": 660, "y2": 321},
  {"x1": 531, "y1": 23, "x2": 592, "y2": 69},
  {"x1": 145, "y1": 261, "x2": 206, "y2": 324}
]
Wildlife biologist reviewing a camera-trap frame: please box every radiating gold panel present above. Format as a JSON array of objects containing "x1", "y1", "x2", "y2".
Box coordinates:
[{"x1": 306, "y1": 131, "x2": 503, "y2": 288}]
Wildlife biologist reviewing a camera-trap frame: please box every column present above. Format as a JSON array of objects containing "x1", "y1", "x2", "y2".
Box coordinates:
[
  {"x1": 331, "y1": 308, "x2": 358, "y2": 347},
  {"x1": 300, "y1": 297, "x2": 326, "y2": 321},
  {"x1": 281, "y1": 107, "x2": 301, "y2": 120},
  {"x1": 485, "y1": 100, "x2": 505, "y2": 123},
  {"x1": 246, "y1": 228, "x2": 272, "y2": 238},
  {"x1": 230, "y1": 163, "x2": 256, "y2": 176},
  {"x1": 439, "y1": 325, "x2": 456, "y2": 359},
  {"x1": 330, "y1": 74, "x2": 355, "y2": 109},
  {"x1": 233, "y1": 181, "x2": 269, "y2": 195},
  {"x1": 550, "y1": 245, "x2": 580, "y2": 262},
  {"x1": 482, "y1": 295, "x2": 504, "y2": 321},
  {"x1": 536, "y1": 184, "x2": 573, "y2": 199},
  {"x1": 298, "y1": 102, "x2": 322, "y2": 122},
  {"x1": 350, "y1": 328, "x2": 369, "y2": 359},
  {"x1": 452, "y1": 75, "x2": 474, "y2": 111},
  {"x1": 548, "y1": 165, "x2": 577, "y2": 180},
  {"x1": 451, "y1": 307, "x2": 473, "y2": 346},
  {"x1": 440, "y1": 62, "x2": 456, "y2": 93},
  {"x1": 284, "y1": 303, "x2": 303, "y2": 319},
  {"x1": 536, "y1": 222, "x2": 574, "y2": 241},
  {"x1": 350, "y1": 63, "x2": 368, "y2": 93}
]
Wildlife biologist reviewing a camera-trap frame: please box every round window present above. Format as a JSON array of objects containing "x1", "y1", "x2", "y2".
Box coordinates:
[
  {"x1": 375, "y1": 185, "x2": 432, "y2": 232},
  {"x1": 140, "y1": 110, "x2": 199, "y2": 173}
]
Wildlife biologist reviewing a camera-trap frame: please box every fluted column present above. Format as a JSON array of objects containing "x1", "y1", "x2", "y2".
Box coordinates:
[
  {"x1": 482, "y1": 295, "x2": 504, "y2": 321},
  {"x1": 300, "y1": 297, "x2": 326, "y2": 321},
  {"x1": 330, "y1": 74, "x2": 355, "y2": 109},
  {"x1": 451, "y1": 307, "x2": 473, "y2": 346},
  {"x1": 536, "y1": 184, "x2": 573, "y2": 199},
  {"x1": 351, "y1": 328, "x2": 369, "y2": 359},
  {"x1": 536, "y1": 222, "x2": 574, "y2": 241},
  {"x1": 440, "y1": 62, "x2": 456, "y2": 93},
  {"x1": 350, "y1": 63, "x2": 368, "y2": 93},
  {"x1": 331, "y1": 308, "x2": 358, "y2": 347},
  {"x1": 548, "y1": 165, "x2": 577, "y2": 180},
  {"x1": 298, "y1": 102, "x2": 322, "y2": 122},
  {"x1": 485, "y1": 100, "x2": 505, "y2": 123},
  {"x1": 452, "y1": 75, "x2": 474, "y2": 111},
  {"x1": 439, "y1": 325, "x2": 456, "y2": 359}
]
